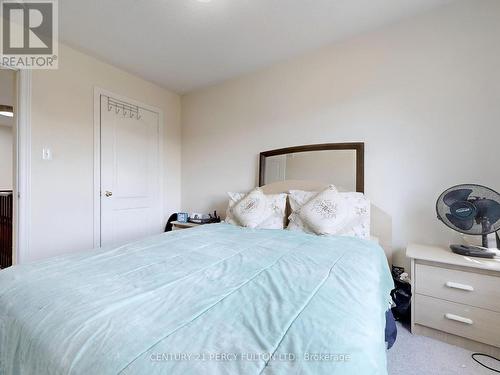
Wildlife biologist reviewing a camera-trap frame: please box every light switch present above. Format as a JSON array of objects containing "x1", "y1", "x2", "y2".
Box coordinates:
[{"x1": 42, "y1": 148, "x2": 52, "y2": 160}]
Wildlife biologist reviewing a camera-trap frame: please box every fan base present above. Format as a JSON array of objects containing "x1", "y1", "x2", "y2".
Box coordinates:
[{"x1": 450, "y1": 244, "x2": 496, "y2": 259}]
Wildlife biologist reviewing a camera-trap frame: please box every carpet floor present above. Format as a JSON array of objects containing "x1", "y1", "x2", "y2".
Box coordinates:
[{"x1": 387, "y1": 323, "x2": 499, "y2": 374}]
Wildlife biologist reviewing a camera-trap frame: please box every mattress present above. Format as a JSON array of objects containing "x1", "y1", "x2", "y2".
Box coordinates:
[{"x1": 0, "y1": 223, "x2": 393, "y2": 374}]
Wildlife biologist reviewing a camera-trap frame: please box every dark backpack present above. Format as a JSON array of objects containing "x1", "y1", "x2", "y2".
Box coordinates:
[{"x1": 390, "y1": 268, "x2": 412, "y2": 323}]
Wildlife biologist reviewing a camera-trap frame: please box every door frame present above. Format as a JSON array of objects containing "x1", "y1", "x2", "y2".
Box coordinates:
[
  {"x1": 93, "y1": 87, "x2": 164, "y2": 248},
  {"x1": 15, "y1": 70, "x2": 32, "y2": 265},
  {"x1": 0, "y1": 65, "x2": 32, "y2": 265}
]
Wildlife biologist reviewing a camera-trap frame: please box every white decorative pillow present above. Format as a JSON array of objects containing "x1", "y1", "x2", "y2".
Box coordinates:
[
  {"x1": 288, "y1": 187, "x2": 370, "y2": 239},
  {"x1": 288, "y1": 186, "x2": 338, "y2": 212},
  {"x1": 226, "y1": 189, "x2": 287, "y2": 229},
  {"x1": 295, "y1": 186, "x2": 348, "y2": 235},
  {"x1": 332, "y1": 192, "x2": 370, "y2": 239},
  {"x1": 231, "y1": 188, "x2": 268, "y2": 228},
  {"x1": 288, "y1": 186, "x2": 338, "y2": 233}
]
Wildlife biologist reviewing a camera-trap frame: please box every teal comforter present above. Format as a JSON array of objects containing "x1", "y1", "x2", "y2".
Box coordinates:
[{"x1": 0, "y1": 223, "x2": 393, "y2": 375}]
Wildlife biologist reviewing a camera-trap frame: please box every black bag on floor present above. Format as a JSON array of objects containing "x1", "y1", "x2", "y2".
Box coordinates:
[{"x1": 390, "y1": 266, "x2": 412, "y2": 323}]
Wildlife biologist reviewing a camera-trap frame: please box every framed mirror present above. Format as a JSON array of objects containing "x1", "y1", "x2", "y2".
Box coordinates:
[{"x1": 259, "y1": 143, "x2": 364, "y2": 193}]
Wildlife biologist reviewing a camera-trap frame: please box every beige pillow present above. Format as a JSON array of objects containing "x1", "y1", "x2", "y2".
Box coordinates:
[{"x1": 226, "y1": 189, "x2": 287, "y2": 229}]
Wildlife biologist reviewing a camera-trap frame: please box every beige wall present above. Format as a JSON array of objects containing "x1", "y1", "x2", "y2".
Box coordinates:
[
  {"x1": 285, "y1": 150, "x2": 356, "y2": 191},
  {"x1": 29, "y1": 44, "x2": 181, "y2": 261},
  {"x1": 181, "y1": 0, "x2": 500, "y2": 266}
]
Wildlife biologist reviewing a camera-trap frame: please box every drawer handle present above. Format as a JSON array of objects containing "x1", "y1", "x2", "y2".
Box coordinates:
[
  {"x1": 445, "y1": 313, "x2": 473, "y2": 325},
  {"x1": 445, "y1": 281, "x2": 474, "y2": 292}
]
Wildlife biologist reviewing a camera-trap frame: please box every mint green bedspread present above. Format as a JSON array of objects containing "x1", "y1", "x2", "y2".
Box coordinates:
[{"x1": 0, "y1": 223, "x2": 393, "y2": 375}]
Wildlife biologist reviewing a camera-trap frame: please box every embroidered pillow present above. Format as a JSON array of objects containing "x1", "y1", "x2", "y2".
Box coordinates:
[
  {"x1": 288, "y1": 186, "x2": 338, "y2": 212},
  {"x1": 296, "y1": 186, "x2": 348, "y2": 235},
  {"x1": 226, "y1": 189, "x2": 287, "y2": 229},
  {"x1": 288, "y1": 186, "x2": 338, "y2": 233},
  {"x1": 334, "y1": 192, "x2": 370, "y2": 239},
  {"x1": 288, "y1": 187, "x2": 370, "y2": 239}
]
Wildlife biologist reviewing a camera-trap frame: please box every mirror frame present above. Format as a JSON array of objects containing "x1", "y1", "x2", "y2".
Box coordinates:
[{"x1": 259, "y1": 142, "x2": 364, "y2": 193}]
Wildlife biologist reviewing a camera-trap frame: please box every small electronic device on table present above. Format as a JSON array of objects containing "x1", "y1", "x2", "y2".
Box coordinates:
[{"x1": 171, "y1": 211, "x2": 221, "y2": 230}]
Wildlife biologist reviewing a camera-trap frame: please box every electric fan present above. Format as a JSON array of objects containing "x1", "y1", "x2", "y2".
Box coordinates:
[{"x1": 436, "y1": 184, "x2": 500, "y2": 258}]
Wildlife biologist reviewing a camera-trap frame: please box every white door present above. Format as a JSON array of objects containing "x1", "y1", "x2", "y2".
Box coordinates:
[{"x1": 100, "y1": 95, "x2": 161, "y2": 247}]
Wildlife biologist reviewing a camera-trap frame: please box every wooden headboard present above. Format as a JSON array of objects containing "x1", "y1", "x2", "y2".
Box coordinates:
[
  {"x1": 261, "y1": 180, "x2": 393, "y2": 264},
  {"x1": 259, "y1": 143, "x2": 364, "y2": 192}
]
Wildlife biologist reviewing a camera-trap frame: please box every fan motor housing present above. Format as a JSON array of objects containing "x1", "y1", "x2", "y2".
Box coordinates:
[{"x1": 449, "y1": 201, "x2": 476, "y2": 220}]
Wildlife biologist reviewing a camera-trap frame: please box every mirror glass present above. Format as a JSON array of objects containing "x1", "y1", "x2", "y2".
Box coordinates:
[{"x1": 263, "y1": 149, "x2": 356, "y2": 191}]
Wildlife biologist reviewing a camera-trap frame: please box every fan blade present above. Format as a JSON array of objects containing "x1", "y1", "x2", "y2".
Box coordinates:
[
  {"x1": 475, "y1": 199, "x2": 500, "y2": 225},
  {"x1": 443, "y1": 189, "x2": 473, "y2": 207},
  {"x1": 446, "y1": 213, "x2": 474, "y2": 231}
]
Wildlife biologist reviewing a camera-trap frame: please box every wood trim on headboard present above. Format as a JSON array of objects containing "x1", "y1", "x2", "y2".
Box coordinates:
[{"x1": 259, "y1": 142, "x2": 365, "y2": 193}]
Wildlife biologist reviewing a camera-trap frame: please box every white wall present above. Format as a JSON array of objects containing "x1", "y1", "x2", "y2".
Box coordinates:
[
  {"x1": 181, "y1": 0, "x2": 500, "y2": 266},
  {"x1": 0, "y1": 126, "x2": 13, "y2": 190},
  {"x1": 28, "y1": 44, "x2": 181, "y2": 262},
  {"x1": 0, "y1": 68, "x2": 15, "y2": 109},
  {"x1": 0, "y1": 69, "x2": 15, "y2": 190}
]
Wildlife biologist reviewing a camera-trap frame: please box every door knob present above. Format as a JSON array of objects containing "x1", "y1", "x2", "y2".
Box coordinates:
[{"x1": 104, "y1": 191, "x2": 113, "y2": 197}]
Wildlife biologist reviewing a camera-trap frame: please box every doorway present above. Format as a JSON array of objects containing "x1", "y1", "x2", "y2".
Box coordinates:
[
  {"x1": 94, "y1": 89, "x2": 164, "y2": 248},
  {"x1": 0, "y1": 69, "x2": 16, "y2": 268}
]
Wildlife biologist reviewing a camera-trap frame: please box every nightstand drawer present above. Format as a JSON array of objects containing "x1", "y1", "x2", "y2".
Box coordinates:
[
  {"x1": 416, "y1": 263, "x2": 500, "y2": 312},
  {"x1": 415, "y1": 294, "x2": 500, "y2": 348}
]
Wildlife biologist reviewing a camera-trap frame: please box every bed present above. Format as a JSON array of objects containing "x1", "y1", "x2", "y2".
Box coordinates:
[
  {"x1": 0, "y1": 144, "x2": 395, "y2": 374},
  {"x1": 0, "y1": 222, "x2": 392, "y2": 374}
]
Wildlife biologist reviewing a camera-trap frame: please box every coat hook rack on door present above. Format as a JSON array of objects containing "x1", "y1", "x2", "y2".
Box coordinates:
[{"x1": 106, "y1": 96, "x2": 142, "y2": 120}]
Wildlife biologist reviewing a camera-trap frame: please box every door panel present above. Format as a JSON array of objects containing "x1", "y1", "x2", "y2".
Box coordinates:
[
  {"x1": 100, "y1": 95, "x2": 161, "y2": 247},
  {"x1": 112, "y1": 208, "x2": 151, "y2": 244}
]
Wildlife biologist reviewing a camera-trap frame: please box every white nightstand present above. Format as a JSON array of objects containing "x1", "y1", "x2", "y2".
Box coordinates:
[{"x1": 407, "y1": 243, "x2": 500, "y2": 357}]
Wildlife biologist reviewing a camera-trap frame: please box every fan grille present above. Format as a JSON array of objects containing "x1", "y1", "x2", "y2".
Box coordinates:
[{"x1": 436, "y1": 184, "x2": 500, "y2": 235}]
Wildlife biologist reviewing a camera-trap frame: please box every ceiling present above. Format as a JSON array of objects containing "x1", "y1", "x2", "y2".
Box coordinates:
[{"x1": 60, "y1": 0, "x2": 454, "y2": 93}]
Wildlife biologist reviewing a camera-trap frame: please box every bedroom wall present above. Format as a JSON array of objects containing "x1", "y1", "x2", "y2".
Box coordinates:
[
  {"x1": 0, "y1": 126, "x2": 13, "y2": 190},
  {"x1": 28, "y1": 44, "x2": 181, "y2": 262},
  {"x1": 0, "y1": 69, "x2": 15, "y2": 191},
  {"x1": 181, "y1": 0, "x2": 500, "y2": 267},
  {"x1": 285, "y1": 151, "x2": 356, "y2": 192}
]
